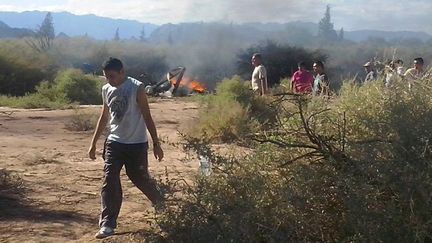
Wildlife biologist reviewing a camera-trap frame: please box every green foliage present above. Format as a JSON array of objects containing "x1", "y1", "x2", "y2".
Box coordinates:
[
  {"x1": 0, "y1": 55, "x2": 47, "y2": 96},
  {"x1": 158, "y1": 77, "x2": 432, "y2": 242},
  {"x1": 0, "y1": 93, "x2": 69, "y2": 109},
  {"x1": 189, "y1": 76, "x2": 277, "y2": 143},
  {"x1": 0, "y1": 68, "x2": 102, "y2": 108},
  {"x1": 191, "y1": 76, "x2": 253, "y2": 142},
  {"x1": 54, "y1": 69, "x2": 103, "y2": 105}
]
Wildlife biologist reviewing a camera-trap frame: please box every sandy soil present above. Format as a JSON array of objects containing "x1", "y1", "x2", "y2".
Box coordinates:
[{"x1": 0, "y1": 98, "x2": 199, "y2": 242}]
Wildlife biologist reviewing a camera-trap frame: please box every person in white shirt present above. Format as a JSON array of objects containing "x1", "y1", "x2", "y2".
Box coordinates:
[
  {"x1": 89, "y1": 57, "x2": 164, "y2": 239},
  {"x1": 251, "y1": 53, "x2": 268, "y2": 96},
  {"x1": 404, "y1": 57, "x2": 427, "y2": 90}
]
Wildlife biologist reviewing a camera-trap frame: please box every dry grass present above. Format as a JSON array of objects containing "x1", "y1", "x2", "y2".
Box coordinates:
[
  {"x1": 0, "y1": 169, "x2": 24, "y2": 195},
  {"x1": 24, "y1": 153, "x2": 62, "y2": 166},
  {"x1": 64, "y1": 109, "x2": 99, "y2": 132}
]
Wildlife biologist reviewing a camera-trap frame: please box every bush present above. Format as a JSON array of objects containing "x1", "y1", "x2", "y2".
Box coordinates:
[
  {"x1": 158, "y1": 77, "x2": 432, "y2": 242},
  {"x1": 189, "y1": 76, "x2": 277, "y2": 143},
  {"x1": 54, "y1": 69, "x2": 103, "y2": 105},
  {"x1": 0, "y1": 93, "x2": 69, "y2": 109},
  {"x1": 0, "y1": 169, "x2": 24, "y2": 195},
  {"x1": 0, "y1": 55, "x2": 47, "y2": 96},
  {"x1": 65, "y1": 109, "x2": 99, "y2": 132}
]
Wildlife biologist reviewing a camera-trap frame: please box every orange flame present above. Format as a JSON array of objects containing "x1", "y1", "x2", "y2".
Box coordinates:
[{"x1": 170, "y1": 76, "x2": 206, "y2": 93}]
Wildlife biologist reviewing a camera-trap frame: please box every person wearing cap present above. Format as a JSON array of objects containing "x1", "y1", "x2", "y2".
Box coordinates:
[
  {"x1": 364, "y1": 61, "x2": 377, "y2": 83},
  {"x1": 404, "y1": 57, "x2": 426, "y2": 89}
]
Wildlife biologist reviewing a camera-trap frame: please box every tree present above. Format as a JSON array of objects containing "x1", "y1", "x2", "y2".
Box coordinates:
[
  {"x1": 40, "y1": 12, "x2": 55, "y2": 39},
  {"x1": 25, "y1": 12, "x2": 55, "y2": 52},
  {"x1": 114, "y1": 27, "x2": 120, "y2": 41},
  {"x1": 139, "y1": 26, "x2": 146, "y2": 42},
  {"x1": 318, "y1": 5, "x2": 338, "y2": 41},
  {"x1": 338, "y1": 28, "x2": 344, "y2": 41}
]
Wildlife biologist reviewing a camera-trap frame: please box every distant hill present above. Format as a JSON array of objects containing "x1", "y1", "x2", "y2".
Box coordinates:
[
  {"x1": 0, "y1": 11, "x2": 158, "y2": 40},
  {"x1": 0, "y1": 21, "x2": 34, "y2": 38},
  {"x1": 344, "y1": 30, "x2": 432, "y2": 42},
  {"x1": 149, "y1": 22, "x2": 432, "y2": 46},
  {"x1": 0, "y1": 11, "x2": 430, "y2": 43}
]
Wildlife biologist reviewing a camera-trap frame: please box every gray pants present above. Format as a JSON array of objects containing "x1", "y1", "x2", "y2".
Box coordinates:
[{"x1": 99, "y1": 140, "x2": 163, "y2": 228}]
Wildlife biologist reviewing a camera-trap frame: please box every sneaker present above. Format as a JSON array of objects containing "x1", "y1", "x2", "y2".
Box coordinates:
[{"x1": 94, "y1": 226, "x2": 114, "y2": 239}]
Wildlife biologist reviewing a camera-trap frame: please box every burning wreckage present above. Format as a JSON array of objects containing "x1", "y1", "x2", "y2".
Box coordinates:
[{"x1": 144, "y1": 67, "x2": 206, "y2": 97}]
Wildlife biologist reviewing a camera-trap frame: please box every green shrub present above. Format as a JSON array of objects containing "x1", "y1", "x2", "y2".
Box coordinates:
[
  {"x1": 158, "y1": 77, "x2": 432, "y2": 242},
  {"x1": 0, "y1": 93, "x2": 69, "y2": 109},
  {"x1": 189, "y1": 76, "x2": 277, "y2": 143},
  {"x1": 54, "y1": 69, "x2": 103, "y2": 105},
  {"x1": 194, "y1": 97, "x2": 253, "y2": 143},
  {"x1": 0, "y1": 55, "x2": 47, "y2": 96}
]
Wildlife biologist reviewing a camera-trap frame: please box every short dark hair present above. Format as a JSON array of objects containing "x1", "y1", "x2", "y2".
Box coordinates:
[
  {"x1": 414, "y1": 57, "x2": 424, "y2": 65},
  {"x1": 252, "y1": 53, "x2": 262, "y2": 60},
  {"x1": 298, "y1": 61, "x2": 307, "y2": 68},
  {"x1": 314, "y1": 61, "x2": 324, "y2": 69},
  {"x1": 102, "y1": 57, "x2": 124, "y2": 72},
  {"x1": 395, "y1": 59, "x2": 403, "y2": 65}
]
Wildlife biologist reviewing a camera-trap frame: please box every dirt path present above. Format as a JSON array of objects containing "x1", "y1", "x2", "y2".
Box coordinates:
[{"x1": 0, "y1": 99, "x2": 199, "y2": 242}]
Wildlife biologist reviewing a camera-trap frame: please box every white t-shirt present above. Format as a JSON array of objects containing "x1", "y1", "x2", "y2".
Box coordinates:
[
  {"x1": 102, "y1": 77, "x2": 148, "y2": 144},
  {"x1": 251, "y1": 65, "x2": 268, "y2": 92}
]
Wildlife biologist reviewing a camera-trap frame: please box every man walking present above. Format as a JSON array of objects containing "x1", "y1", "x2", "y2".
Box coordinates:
[
  {"x1": 251, "y1": 53, "x2": 268, "y2": 96},
  {"x1": 88, "y1": 57, "x2": 164, "y2": 239}
]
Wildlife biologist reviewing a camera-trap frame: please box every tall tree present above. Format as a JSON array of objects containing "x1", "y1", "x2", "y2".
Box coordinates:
[
  {"x1": 40, "y1": 12, "x2": 55, "y2": 39},
  {"x1": 139, "y1": 26, "x2": 146, "y2": 42},
  {"x1": 318, "y1": 5, "x2": 338, "y2": 41},
  {"x1": 114, "y1": 27, "x2": 120, "y2": 41},
  {"x1": 25, "y1": 12, "x2": 55, "y2": 52}
]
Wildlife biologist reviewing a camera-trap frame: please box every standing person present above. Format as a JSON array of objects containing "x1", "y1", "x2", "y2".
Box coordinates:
[
  {"x1": 88, "y1": 57, "x2": 164, "y2": 239},
  {"x1": 251, "y1": 53, "x2": 268, "y2": 96},
  {"x1": 394, "y1": 59, "x2": 404, "y2": 76},
  {"x1": 312, "y1": 61, "x2": 330, "y2": 96},
  {"x1": 404, "y1": 57, "x2": 426, "y2": 89},
  {"x1": 363, "y1": 62, "x2": 377, "y2": 83},
  {"x1": 291, "y1": 62, "x2": 314, "y2": 94}
]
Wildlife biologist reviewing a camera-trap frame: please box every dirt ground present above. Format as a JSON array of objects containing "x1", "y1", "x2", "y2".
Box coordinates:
[{"x1": 0, "y1": 98, "x2": 199, "y2": 242}]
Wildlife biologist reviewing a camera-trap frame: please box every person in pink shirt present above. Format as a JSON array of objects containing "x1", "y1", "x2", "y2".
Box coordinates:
[{"x1": 291, "y1": 62, "x2": 314, "y2": 94}]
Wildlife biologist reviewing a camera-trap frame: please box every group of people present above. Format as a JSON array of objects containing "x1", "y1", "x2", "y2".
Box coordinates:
[
  {"x1": 364, "y1": 57, "x2": 429, "y2": 89},
  {"x1": 251, "y1": 53, "x2": 430, "y2": 96},
  {"x1": 251, "y1": 53, "x2": 329, "y2": 96}
]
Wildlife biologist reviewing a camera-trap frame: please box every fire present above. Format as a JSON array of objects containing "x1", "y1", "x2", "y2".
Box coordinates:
[{"x1": 170, "y1": 76, "x2": 206, "y2": 93}]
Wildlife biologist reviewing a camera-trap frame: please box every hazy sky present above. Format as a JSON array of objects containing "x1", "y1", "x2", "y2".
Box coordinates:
[{"x1": 0, "y1": 0, "x2": 431, "y2": 33}]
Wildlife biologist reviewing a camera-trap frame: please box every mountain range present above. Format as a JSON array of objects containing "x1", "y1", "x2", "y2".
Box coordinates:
[
  {"x1": 0, "y1": 11, "x2": 157, "y2": 40},
  {"x1": 0, "y1": 11, "x2": 430, "y2": 43}
]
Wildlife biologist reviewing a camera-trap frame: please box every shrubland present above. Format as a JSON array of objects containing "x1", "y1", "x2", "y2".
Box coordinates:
[{"x1": 157, "y1": 77, "x2": 432, "y2": 242}]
